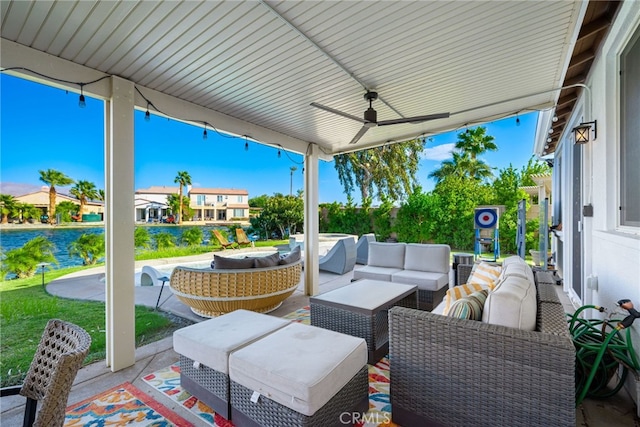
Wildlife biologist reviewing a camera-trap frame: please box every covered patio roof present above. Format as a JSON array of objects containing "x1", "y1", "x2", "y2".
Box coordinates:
[
  {"x1": 2, "y1": 0, "x2": 588, "y2": 156},
  {"x1": 0, "y1": 0, "x2": 595, "y2": 372}
]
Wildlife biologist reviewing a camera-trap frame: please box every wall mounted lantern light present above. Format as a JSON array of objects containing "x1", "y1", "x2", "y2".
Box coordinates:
[{"x1": 573, "y1": 120, "x2": 597, "y2": 144}]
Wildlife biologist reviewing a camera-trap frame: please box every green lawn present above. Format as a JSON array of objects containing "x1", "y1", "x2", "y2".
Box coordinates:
[{"x1": 0, "y1": 240, "x2": 288, "y2": 387}]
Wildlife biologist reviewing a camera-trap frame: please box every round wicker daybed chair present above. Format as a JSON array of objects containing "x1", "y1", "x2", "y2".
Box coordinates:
[{"x1": 169, "y1": 259, "x2": 302, "y2": 318}]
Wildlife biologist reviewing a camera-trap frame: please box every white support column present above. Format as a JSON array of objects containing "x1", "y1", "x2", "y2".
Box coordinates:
[
  {"x1": 304, "y1": 144, "x2": 320, "y2": 296},
  {"x1": 104, "y1": 76, "x2": 136, "y2": 371}
]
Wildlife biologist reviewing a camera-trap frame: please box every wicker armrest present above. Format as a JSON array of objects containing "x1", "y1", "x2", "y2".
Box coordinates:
[
  {"x1": 456, "y1": 263, "x2": 474, "y2": 285},
  {"x1": 389, "y1": 306, "x2": 575, "y2": 427}
]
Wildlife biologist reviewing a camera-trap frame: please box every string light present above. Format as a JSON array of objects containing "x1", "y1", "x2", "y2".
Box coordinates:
[
  {"x1": 552, "y1": 115, "x2": 559, "y2": 122},
  {"x1": 515, "y1": 115, "x2": 520, "y2": 126},
  {"x1": 78, "y1": 84, "x2": 86, "y2": 108},
  {"x1": 203, "y1": 124, "x2": 208, "y2": 140},
  {"x1": 277, "y1": 149, "x2": 281, "y2": 158},
  {"x1": 145, "y1": 102, "x2": 151, "y2": 122},
  {"x1": 244, "y1": 135, "x2": 249, "y2": 151}
]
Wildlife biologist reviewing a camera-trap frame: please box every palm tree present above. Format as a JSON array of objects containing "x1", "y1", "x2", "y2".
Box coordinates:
[
  {"x1": 70, "y1": 180, "x2": 99, "y2": 222},
  {"x1": 428, "y1": 151, "x2": 494, "y2": 183},
  {"x1": 68, "y1": 233, "x2": 105, "y2": 265},
  {"x1": 38, "y1": 169, "x2": 74, "y2": 224},
  {"x1": 174, "y1": 171, "x2": 192, "y2": 224},
  {"x1": 0, "y1": 194, "x2": 17, "y2": 224},
  {"x1": 454, "y1": 126, "x2": 498, "y2": 160}
]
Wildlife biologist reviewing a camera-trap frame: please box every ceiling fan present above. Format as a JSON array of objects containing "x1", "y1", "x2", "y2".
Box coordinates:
[{"x1": 310, "y1": 91, "x2": 450, "y2": 144}]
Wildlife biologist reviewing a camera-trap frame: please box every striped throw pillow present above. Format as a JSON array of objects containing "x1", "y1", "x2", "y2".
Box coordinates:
[
  {"x1": 467, "y1": 261, "x2": 502, "y2": 287},
  {"x1": 447, "y1": 289, "x2": 489, "y2": 320},
  {"x1": 443, "y1": 282, "x2": 494, "y2": 315}
]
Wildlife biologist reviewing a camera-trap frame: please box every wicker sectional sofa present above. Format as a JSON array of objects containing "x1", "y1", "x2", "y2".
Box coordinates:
[{"x1": 388, "y1": 259, "x2": 575, "y2": 427}]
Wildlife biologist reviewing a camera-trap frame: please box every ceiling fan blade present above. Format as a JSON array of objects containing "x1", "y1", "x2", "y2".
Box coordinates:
[
  {"x1": 349, "y1": 125, "x2": 371, "y2": 144},
  {"x1": 310, "y1": 102, "x2": 367, "y2": 124},
  {"x1": 377, "y1": 112, "x2": 450, "y2": 126}
]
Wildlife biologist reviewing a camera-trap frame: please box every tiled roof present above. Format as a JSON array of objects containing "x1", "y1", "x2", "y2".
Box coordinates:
[
  {"x1": 189, "y1": 188, "x2": 248, "y2": 195},
  {"x1": 135, "y1": 186, "x2": 180, "y2": 194}
]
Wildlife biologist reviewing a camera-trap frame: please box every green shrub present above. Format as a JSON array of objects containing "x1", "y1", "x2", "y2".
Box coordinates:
[
  {"x1": 134, "y1": 227, "x2": 151, "y2": 249},
  {"x1": 181, "y1": 227, "x2": 204, "y2": 246},
  {"x1": 1, "y1": 236, "x2": 58, "y2": 278},
  {"x1": 68, "y1": 233, "x2": 105, "y2": 265},
  {"x1": 153, "y1": 232, "x2": 176, "y2": 250}
]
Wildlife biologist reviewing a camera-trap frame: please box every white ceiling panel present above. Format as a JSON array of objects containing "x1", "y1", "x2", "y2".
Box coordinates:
[{"x1": 1, "y1": 0, "x2": 586, "y2": 155}]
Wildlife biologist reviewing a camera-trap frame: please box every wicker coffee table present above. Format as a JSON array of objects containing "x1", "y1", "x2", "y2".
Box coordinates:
[{"x1": 310, "y1": 279, "x2": 418, "y2": 364}]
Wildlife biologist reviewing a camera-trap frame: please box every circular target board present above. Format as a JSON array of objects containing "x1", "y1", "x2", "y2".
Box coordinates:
[{"x1": 475, "y1": 208, "x2": 498, "y2": 229}]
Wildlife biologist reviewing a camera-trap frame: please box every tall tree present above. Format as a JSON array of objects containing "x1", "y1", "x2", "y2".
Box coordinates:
[
  {"x1": 334, "y1": 138, "x2": 425, "y2": 202},
  {"x1": 0, "y1": 194, "x2": 17, "y2": 224},
  {"x1": 38, "y1": 169, "x2": 74, "y2": 224},
  {"x1": 174, "y1": 171, "x2": 192, "y2": 224},
  {"x1": 428, "y1": 151, "x2": 493, "y2": 184},
  {"x1": 70, "y1": 180, "x2": 99, "y2": 221},
  {"x1": 454, "y1": 126, "x2": 498, "y2": 159},
  {"x1": 520, "y1": 156, "x2": 552, "y2": 186}
]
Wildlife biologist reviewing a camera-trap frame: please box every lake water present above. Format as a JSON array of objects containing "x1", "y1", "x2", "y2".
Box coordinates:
[{"x1": 0, "y1": 225, "x2": 228, "y2": 271}]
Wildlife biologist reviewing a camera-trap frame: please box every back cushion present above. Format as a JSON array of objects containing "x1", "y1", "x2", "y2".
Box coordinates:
[
  {"x1": 403, "y1": 244, "x2": 450, "y2": 273},
  {"x1": 253, "y1": 252, "x2": 281, "y2": 268},
  {"x1": 502, "y1": 255, "x2": 528, "y2": 268},
  {"x1": 501, "y1": 262, "x2": 535, "y2": 285},
  {"x1": 279, "y1": 245, "x2": 301, "y2": 265},
  {"x1": 482, "y1": 275, "x2": 537, "y2": 330},
  {"x1": 214, "y1": 254, "x2": 255, "y2": 270},
  {"x1": 368, "y1": 242, "x2": 406, "y2": 268}
]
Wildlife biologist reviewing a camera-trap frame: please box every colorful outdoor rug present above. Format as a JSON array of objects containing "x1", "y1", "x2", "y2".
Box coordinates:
[
  {"x1": 64, "y1": 382, "x2": 194, "y2": 426},
  {"x1": 143, "y1": 306, "x2": 396, "y2": 426}
]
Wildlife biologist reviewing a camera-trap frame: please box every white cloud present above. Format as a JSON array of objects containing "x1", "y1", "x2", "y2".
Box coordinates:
[{"x1": 422, "y1": 143, "x2": 455, "y2": 161}]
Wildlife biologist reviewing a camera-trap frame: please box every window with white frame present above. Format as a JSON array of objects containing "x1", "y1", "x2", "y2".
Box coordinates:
[
  {"x1": 237, "y1": 195, "x2": 243, "y2": 203},
  {"x1": 233, "y1": 209, "x2": 244, "y2": 217},
  {"x1": 217, "y1": 195, "x2": 223, "y2": 202},
  {"x1": 620, "y1": 27, "x2": 640, "y2": 227}
]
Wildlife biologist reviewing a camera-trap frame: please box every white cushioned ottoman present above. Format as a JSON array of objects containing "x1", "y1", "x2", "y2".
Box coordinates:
[
  {"x1": 229, "y1": 322, "x2": 369, "y2": 426},
  {"x1": 173, "y1": 309, "x2": 290, "y2": 419}
]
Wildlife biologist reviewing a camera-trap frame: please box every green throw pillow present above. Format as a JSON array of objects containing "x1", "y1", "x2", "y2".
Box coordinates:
[{"x1": 447, "y1": 289, "x2": 489, "y2": 321}]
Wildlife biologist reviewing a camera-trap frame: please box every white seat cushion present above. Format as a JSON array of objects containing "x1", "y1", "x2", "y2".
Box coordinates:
[
  {"x1": 173, "y1": 309, "x2": 290, "y2": 374},
  {"x1": 352, "y1": 265, "x2": 403, "y2": 282},
  {"x1": 229, "y1": 322, "x2": 367, "y2": 416},
  {"x1": 391, "y1": 270, "x2": 448, "y2": 291},
  {"x1": 482, "y1": 275, "x2": 537, "y2": 330},
  {"x1": 367, "y1": 242, "x2": 406, "y2": 269}
]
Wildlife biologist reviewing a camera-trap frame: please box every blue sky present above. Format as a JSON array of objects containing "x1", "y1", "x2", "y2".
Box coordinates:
[{"x1": 1, "y1": 74, "x2": 539, "y2": 204}]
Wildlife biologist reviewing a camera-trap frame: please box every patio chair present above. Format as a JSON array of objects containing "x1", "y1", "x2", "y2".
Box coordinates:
[
  {"x1": 235, "y1": 228, "x2": 252, "y2": 248},
  {"x1": 319, "y1": 237, "x2": 357, "y2": 275},
  {"x1": 0, "y1": 319, "x2": 91, "y2": 427},
  {"x1": 355, "y1": 233, "x2": 376, "y2": 264},
  {"x1": 212, "y1": 229, "x2": 238, "y2": 250}
]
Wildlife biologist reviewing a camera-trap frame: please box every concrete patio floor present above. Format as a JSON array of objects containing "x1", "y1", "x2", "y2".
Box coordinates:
[{"x1": 1, "y1": 250, "x2": 638, "y2": 426}]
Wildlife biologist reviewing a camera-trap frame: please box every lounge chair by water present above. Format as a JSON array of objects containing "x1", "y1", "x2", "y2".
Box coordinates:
[
  {"x1": 235, "y1": 228, "x2": 252, "y2": 248},
  {"x1": 213, "y1": 229, "x2": 238, "y2": 249}
]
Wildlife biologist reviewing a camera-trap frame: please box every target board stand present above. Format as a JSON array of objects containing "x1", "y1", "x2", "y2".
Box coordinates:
[{"x1": 474, "y1": 207, "x2": 500, "y2": 261}]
